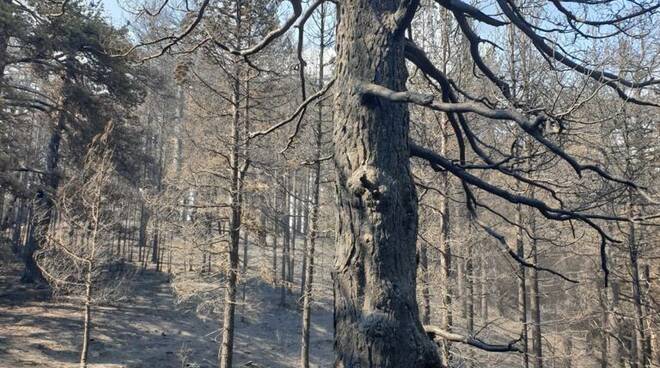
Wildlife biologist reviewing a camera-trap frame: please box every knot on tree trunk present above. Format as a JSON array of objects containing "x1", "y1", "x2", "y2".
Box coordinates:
[{"x1": 347, "y1": 165, "x2": 391, "y2": 210}]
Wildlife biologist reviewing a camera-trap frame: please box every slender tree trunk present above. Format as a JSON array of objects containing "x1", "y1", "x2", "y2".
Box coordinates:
[
  {"x1": 459, "y1": 259, "x2": 467, "y2": 319},
  {"x1": 332, "y1": 2, "x2": 440, "y2": 365},
  {"x1": 289, "y1": 172, "x2": 298, "y2": 288},
  {"x1": 151, "y1": 222, "x2": 159, "y2": 265},
  {"x1": 439, "y1": 152, "x2": 453, "y2": 366},
  {"x1": 599, "y1": 283, "x2": 609, "y2": 368},
  {"x1": 301, "y1": 10, "x2": 326, "y2": 366},
  {"x1": 480, "y1": 253, "x2": 488, "y2": 322},
  {"x1": 434, "y1": 31, "x2": 453, "y2": 353},
  {"x1": 80, "y1": 261, "x2": 93, "y2": 368},
  {"x1": 0, "y1": 189, "x2": 5, "y2": 241},
  {"x1": 517, "y1": 203, "x2": 530, "y2": 368},
  {"x1": 218, "y1": 10, "x2": 245, "y2": 364},
  {"x1": 301, "y1": 170, "x2": 321, "y2": 368},
  {"x1": 280, "y1": 174, "x2": 290, "y2": 305},
  {"x1": 466, "y1": 232, "x2": 475, "y2": 368},
  {"x1": 530, "y1": 212, "x2": 543, "y2": 368},
  {"x1": 641, "y1": 265, "x2": 654, "y2": 367},
  {"x1": 240, "y1": 230, "x2": 249, "y2": 320},
  {"x1": 299, "y1": 170, "x2": 310, "y2": 297},
  {"x1": 258, "y1": 210, "x2": 267, "y2": 272},
  {"x1": 272, "y1": 215, "x2": 278, "y2": 285},
  {"x1": 122, "y1": 203, "x2": 131, "y2": 257},
  {"x1": 10, "y1": 198, "x2": 23, "y2": 254},
  {"x1": 628, "y1": 196, "x2": 648, "y2": 368},
  {"x1": 419, "y1": 243, "x2": 431, "y2": 325}
]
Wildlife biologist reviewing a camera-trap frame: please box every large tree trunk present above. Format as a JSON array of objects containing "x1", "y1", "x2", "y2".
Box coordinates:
[
  {"x1": 332, "y1": 2, "x2": 440, "y2": 366},
  {"x1": 22, "y1": 98, "x2": 68, "y2": 283}
]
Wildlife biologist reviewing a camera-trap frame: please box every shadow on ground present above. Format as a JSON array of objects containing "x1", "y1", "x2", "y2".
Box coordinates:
[{"x1": 0, "y1": 258, "x2": 333, "y2": 368}]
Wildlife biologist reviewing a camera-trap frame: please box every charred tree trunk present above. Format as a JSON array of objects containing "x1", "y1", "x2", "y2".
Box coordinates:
[
  {"x1": 22, "y1": 97, "x2": 69, "y2": 283},
  {"x1": 332, "y1": 2, "x2": 440, "y2": 366}
]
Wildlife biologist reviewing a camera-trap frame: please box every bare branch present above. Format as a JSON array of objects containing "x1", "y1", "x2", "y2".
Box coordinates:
[{"x1": 424, "y1": 325, "x2": 522, "y2": 353}]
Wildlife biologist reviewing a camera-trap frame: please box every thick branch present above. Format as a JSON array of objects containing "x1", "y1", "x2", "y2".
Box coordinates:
[
  {"x1": 359, "y1": 82, "x2": 434, "y2": 105},
  {"x1": 424, "y1": 325, "x2": 522, "y2": 353}
]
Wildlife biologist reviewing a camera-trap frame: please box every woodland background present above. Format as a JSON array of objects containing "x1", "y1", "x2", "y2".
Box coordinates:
[{"x1": 0, "y1": 0, "x2": 658, "y2": 367}]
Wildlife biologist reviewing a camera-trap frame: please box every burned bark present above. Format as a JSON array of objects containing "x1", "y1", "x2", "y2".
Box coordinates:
[{"x1": 332, "y1": 1, "x2": 440, "y2": 366}]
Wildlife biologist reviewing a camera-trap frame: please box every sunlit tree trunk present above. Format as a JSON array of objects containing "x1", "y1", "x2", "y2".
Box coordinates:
[
  {"x1": 301, "y1": 7, "x2": 327, "y2": 366},
  {"x1": 332, "y1": 1, "x2": 441, "y2": 365},
  {"x1": 218, "y1": 4, "x2": 246, "y2": 364},
  {"x1": 530, "y1": 208, "x2": 543, "y2": 368}
]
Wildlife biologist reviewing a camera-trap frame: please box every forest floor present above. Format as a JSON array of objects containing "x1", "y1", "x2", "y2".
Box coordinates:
[{"x1": 0, "y1": 253, "x2": 334, "y2": 368}]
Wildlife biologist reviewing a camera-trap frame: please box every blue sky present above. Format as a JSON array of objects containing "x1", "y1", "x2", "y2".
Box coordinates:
[{"x1": 100, "y1": 0, "x2": 126, "y2": 24}]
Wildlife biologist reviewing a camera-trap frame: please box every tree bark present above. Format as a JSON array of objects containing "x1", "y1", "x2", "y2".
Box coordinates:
[
  {"x1": 332, "y1": 2, "x2": 440, "y2": 366},
  {"x1": 22, "y1": 97, "x2": 69, "y2": 283}
]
